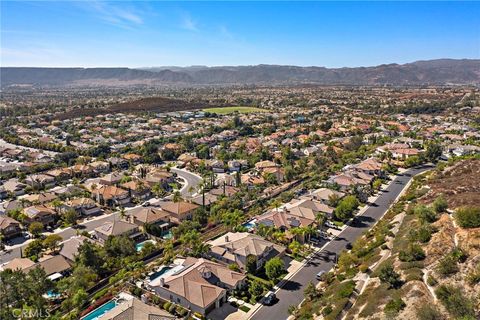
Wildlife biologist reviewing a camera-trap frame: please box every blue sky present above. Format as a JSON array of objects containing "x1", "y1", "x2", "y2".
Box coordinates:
[{"x1": 1, "y1": 1, "x2": 479, "y2": 67}]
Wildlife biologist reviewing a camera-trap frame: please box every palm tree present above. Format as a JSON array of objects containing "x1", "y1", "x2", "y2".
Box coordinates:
[
  {"x1": 173, "y1": 191, "x2": 183, "y2": 203},
  {"x1": 315, "y1": 213, "x2": 326, "y2": 230},
  {"x1": 289, "y1": 227, "x2": 305, "y2": 243},
  {"x1": 223, "y1": 210, "x2": 243, "y2": 231},
  {"x1": 272, "y1": 230, "x2": 287, "y2": 244},
  {"x1": 119, "y1": 207, "x2": 126, "y2": 220}
]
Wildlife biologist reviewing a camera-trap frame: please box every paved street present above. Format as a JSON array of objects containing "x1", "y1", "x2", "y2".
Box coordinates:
[
  {"x1": 250, "y1": 165, "x2": 432, "y2": 320},
  {"x1": 171, "y1": 167, "x2": 203, "y2": 197}
]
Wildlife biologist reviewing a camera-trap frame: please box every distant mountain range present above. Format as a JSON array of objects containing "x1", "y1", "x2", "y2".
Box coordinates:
[{"x1": 1, "y1": 59, "x2": 479, "y2": 88}]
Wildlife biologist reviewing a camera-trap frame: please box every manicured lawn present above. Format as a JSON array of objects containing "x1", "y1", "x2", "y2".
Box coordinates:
[{"x1": 203, "y1": 106, "x2": 268, "y2": 114}]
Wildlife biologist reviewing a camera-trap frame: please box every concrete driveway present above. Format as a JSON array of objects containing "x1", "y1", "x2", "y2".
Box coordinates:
[{"x1": 207, "y1": 302, "x2": 239, "y2": 320}]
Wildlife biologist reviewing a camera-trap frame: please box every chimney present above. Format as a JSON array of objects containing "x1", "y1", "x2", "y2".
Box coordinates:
[
  {"x1": 225, "y1": 235, "x2": 229, "y2": 242},
  {"x1": 160, "y1": 277, "x2": 165, "y2": 287}
]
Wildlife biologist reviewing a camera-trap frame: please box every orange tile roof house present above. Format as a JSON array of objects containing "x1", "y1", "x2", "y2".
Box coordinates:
[
  {"x1": 151, "y1": 257, "x2": 246, "y2": 316},
  {"x1": 92, "y1": 185, "x2": 131, "y2": 207},
  {"x1": 160, "y1": 201, "x2": 199, "y2": 224}
]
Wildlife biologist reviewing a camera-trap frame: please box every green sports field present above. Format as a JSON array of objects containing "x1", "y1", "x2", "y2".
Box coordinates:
[{"x1": 202, "y1": 106, "x2": 268, "y2": 114}]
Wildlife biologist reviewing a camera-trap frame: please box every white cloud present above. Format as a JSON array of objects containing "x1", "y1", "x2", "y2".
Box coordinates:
[
  {"x1": 180, "y1": 13, "x2": 198, "y2": 32},
  {"x1": 81, "y1": 1, "x2": 144, "y2": 29},
  {"x1": 219, "y1": 25, "x2": 233, "y2": 39}
]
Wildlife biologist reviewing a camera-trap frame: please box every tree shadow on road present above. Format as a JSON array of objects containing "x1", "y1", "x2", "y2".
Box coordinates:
[
  {"x1": 350, "y1": 215, "x2": 375, "y2": 228},
  {"x1": 282, "y1": 280, "x2": 302, "y2": 291}
]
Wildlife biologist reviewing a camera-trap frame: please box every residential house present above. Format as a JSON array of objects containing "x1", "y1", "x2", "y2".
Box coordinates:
[
  {"x1": 128, "y1": 206, "x2": 171, "y2": 232},
  {"x1": 0, "y1": 216, "x2": 22, "y2": 239},
  {"x1": 59, "y1": 236, "x2": 94, "y2": 263},
  {"x1": 0, "y1": 258, "x2": 35, "y2": 271},
  {"x1": 151, "y1": 257, "x2": 246, "y2": 316},
  {"x1": 99, "y1": 172, "x2": 124, "y2": 186},
  {"x1": 45, "y1": 168, "x2": 72, "y2": 182},
  {"x1": 309, "y1": 188, "x2": 345, "y2": 205},
  {"x1": 160, "y1": 201, "x2": 199, "y2": 224},
  {"x1": 191, "y1": 193, "x2": 218, "y2": 207},
  {"x1": 23, "y1": 192, "x2": 58, "y2": 205},
  {"x1": 92, "y1": 185, "x2": 131, "y2": 207},
  {"x1": 208, "y1": 232, "x2": 285, "y2": 271},
  {"x1": 3, "y1": 179, "x2": 27, "y2": 196},
  {"x1": 98, "y1": 296, "x2": 175, "y2": 320},
  {"x1": 23, "y1": 205, "x2": 56, "y2": 227},
  {"x1": 121, "y1": 179, "x2": 151, "y2": 201},
  {"x1": 64, "y1": 197, "x2": 102, "y2": 216},
  {"x1": 94, "y1": 220, "x2": 142, "y2": 244},
  {"x1": 24, "y1": 255, "x2": 72, "y2": 281},
  {"x1": 25, "y1": 174, "x2": 56, "y2": 189}
]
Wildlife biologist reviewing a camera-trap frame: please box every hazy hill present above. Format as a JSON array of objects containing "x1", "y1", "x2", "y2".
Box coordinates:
[{"x1": 1, "y1": 59, "x2": 479, "y2": 87}]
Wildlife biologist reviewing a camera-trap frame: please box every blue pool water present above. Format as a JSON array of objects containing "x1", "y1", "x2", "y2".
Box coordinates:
[
  {"x1": 82, "y1": 300, "x2": 117, "y2": 320},
  {"x1": 136, "y1": 240, "x2": 155, "y2": 252},
  {"x1": 45, "y1": 290, "x2": 61, "y2": 299},
  {"x1": 149, "y1": 266, "x2": 173, "y2": 281},
  {"x1": 242, "y1": 220, "x2": 256, "y2": 230},
  {"x1": 162, "y1": 230, "x2": 173, "y2": 240}
]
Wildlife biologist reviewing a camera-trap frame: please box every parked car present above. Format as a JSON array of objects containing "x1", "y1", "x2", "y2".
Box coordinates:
[
  {"x1": 263, "y1": 291, "x2": 276, "y2": 305},
  {"x1": 316, "y1": 270, "x2": 326, "y2": 281},
  {"x1": 325, "y1": 221, "x2": 341, "y2": 230}
]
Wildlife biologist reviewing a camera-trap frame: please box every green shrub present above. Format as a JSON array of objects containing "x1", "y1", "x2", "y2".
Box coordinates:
[
  {"x1": 405, "y1": 269, "x2": 423, "y2": 282},
  {"x1": 436, "y1": 255, "x2": 458, "y2": 277},
  {"x1": 409, "y1": 224, "x2": 432, "y2": 243},
  {"x1": 450, "y1": 247, "x2": 467, "y2": 263},
  {"x1": 466, "y1": 263, "x2": 480, "y2": 285},
  {"x1": 168, "y1": 303, "x2": 176, "y2": 314},
  {"x1": 176, "y1": 305, "x2": 187, "y2": 316},
  {"x1": 338, "y1": 281, "x2": 355, "y2": 298},
  {"x1": 384, "y1": 298, "x2": 406, "y2": 316},
  {"x1": 378, "y1": 264, "x2": 402, "y2": 289},
  {"x1": 433, "y1": 195, "x2": 448, "y2": 213},
  {"x1": 414, "y1": 205, "x2": 437, "y2": 223},
  {"x1": 92, "y1": 288, "x2": 109, "y2": 300},
  {"x1": 399, "y1": 243, "x2": 425, "y2": 262},
  {"x1": 322, "y1": 305, "x2": 333, "y2": 316},
  {"x1": 416, "y1": 304, "x2": 443, "y2": 320},
  {"x1": 455, "y1": 206, "x2": 480, "y2": 228},
  {"x1": 359, "y1": 264, "x2": 369, "y2": 273},
  {"x1": 239, "y1": 305, "x2": 250, "y2": 313},
  {"x1": 426, "y1": 275, "x2": 438, "y2": 286},
  {"x1": 435, "y1": 285, "x2": 476, "y2": 319}
]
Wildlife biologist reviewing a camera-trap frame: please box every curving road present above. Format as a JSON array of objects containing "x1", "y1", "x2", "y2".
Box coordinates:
[
  {"x1": 249, "y1": 165, "x2": 433, "y2": 320},
  {"x1": 170, "y1": 167, "x2": 203, "y2": 198}
]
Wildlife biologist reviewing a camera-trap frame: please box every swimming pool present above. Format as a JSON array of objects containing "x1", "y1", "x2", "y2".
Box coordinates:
[
  {"x1": 81, "y1": 300, "x2": 117, "y2": 320},
  {"x1": 44, "y1": 290, "x2": 61, "y2": 299},
  {"x1": 162, "y1": 230, "x2": 173, "y2": 240},
  {"x1": 135, "y1": 239, "x2": 156, "y2": 252},
  {"x1": 149, "y1": 266, "x2": 173, "y2": 281},
  {"x1": 242, "y1": 219, "x2": 257, "y2": 231}
]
